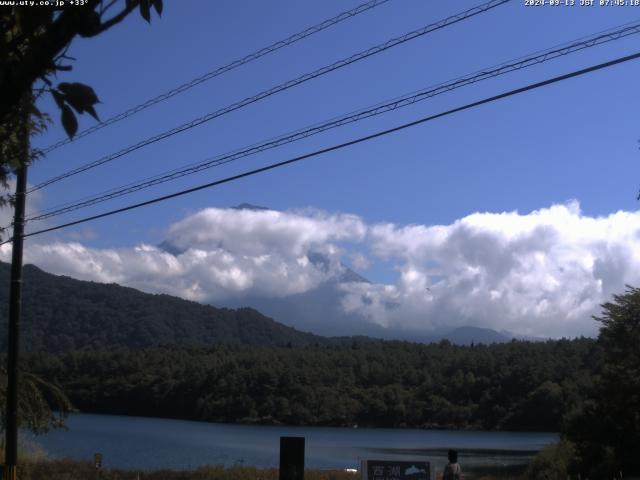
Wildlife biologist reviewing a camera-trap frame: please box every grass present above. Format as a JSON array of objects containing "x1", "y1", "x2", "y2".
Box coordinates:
[
  {"x1": 7, "y1": 458, "x2": 531, "y2": 480},
  {"x1": 1, "y1": 444, "x2": 536, "y2": 479},
  {"x1": 8, "y1": 458, "x2": 361, "y2": 480},
  {"x1": 8, "y1": 458, "x2": 537, "y2": 480}
]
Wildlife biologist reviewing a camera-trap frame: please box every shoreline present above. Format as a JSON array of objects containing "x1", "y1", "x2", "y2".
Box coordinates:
[{"x1": 58, "y1": 410, "x2": 560, "y2": 436}]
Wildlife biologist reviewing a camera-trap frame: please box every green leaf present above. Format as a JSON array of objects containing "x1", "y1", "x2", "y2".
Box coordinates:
[
  {"x1": 152, "y1": 0, "x2": 163, "y2": 16},
  {"x1": 29, "y1": 104, "x2": 50, "y2": 124},
  {"x1": 77, "y1": 10, "x2": 101, "y2": 37},
  {"x1": 85, "y1": 104, "x2": 100, "y2": 121},
  {"x1": 58, "y1": 82, "x2": 99, "y2": 104},
  {"x1": 51, "y1": 90, "x2": 65, "y2": 110},
  {"x1": 20, "y1": 8, "x2": 53, "y2": 34},
  {"x1": 61, "y1": 105, "x2": 78, "y2": 139},
  {"x1": 57, "y1": 82, "x2": 100, "y2": 116},
  {"x1": 140, "y1": 0, "x2": 151, "y2": 23}
]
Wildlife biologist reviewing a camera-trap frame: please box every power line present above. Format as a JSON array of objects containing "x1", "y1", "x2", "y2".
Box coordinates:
[
  {"x1": 28, "y1": 0, "x2": 511, "y2": 194},
  {"x1": 5, "y1": 49, "x2": 639, "y2": 245},
  {"x1": 22, "y1": 18, "x2": 640, "y2": 223},
  {"x1": 24, "y1": 20, "x2": 640, "y2": 223},
  {"x1": 39, "y1": 0, "x2": 392, "y2": 155}
]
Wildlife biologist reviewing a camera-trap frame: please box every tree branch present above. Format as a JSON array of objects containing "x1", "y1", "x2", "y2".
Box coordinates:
[
  {"x1": 90, "y1": 0, "x2": 139, "y2": 36},
  {"x1": 100, "y1": 0, "x2": 119, "y2": 16},
  {"x1": 0, "y1": 0, "x2": 139, "y2": 124}
]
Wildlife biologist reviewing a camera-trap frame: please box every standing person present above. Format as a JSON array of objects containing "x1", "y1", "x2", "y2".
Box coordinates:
[{"x1": 442, "y1": 449, "x2": 462, "y2": 480}]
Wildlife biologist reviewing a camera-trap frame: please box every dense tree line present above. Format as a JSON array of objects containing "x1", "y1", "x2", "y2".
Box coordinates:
[
  {"x1": 22, "y1": 338, "x2": 598, "y2": 432},
  {"x1": 559, "y1": 287, "x2": 640, "y2": 478},
  {"x1": 513, "y1": 287, "x2": 640, "y2": 479}
]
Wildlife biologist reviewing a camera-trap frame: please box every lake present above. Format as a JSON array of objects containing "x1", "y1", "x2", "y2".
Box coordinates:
[{"x1": 27, "y1": 413, "x2": 558, "y2": 472}]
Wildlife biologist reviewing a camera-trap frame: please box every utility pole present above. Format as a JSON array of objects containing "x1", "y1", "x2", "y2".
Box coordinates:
[{"x1": 4, "y1": 105, "x2": 29, "y2": 480}]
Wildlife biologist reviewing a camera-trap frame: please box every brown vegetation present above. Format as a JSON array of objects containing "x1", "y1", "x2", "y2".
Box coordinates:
[{"x1": 15, "y1": 458, "x2": 359, "y2": 480}]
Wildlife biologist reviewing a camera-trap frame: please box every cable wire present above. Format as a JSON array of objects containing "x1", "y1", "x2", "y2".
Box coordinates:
[
  {"x1": 28, "y1": 0, "x2": 511, "y2": 194},
  {"x1": 24, "y1": 20, "x2": 640, "y2": 223},
  {"x1": 4, "y1": 49, "x2": 638, "y2": 245},
  {"x1": 39, "y1": 0, "x2": 393, "y2": 155}
]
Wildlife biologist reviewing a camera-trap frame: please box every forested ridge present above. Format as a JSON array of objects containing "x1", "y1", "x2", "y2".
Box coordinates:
[
  {"x1": 0, "y1": 262, "x2": 514, "y2": 349},
  {"x1": 23, "y1": 337, "x2": 598, "y2": 432},
  {"x1": 0, "y1": 262, "x2": 326, "y2": 350}
]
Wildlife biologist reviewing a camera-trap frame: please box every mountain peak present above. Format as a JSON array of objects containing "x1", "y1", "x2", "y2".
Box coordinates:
[
  {"x1": 232, "y1": 203, "x2": 271, "y2": 211},
  {"x1": 157, "y1": 240, "x2": 186, "y2": 256}
]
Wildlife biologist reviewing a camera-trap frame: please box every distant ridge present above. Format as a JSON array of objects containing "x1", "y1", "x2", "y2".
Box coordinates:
[
  {"x1": 0, "y1": 258, "x2": 530, "y2": 351},
  {"x1": 0, "y1": 261, "x2": 326, "y2": 352},
  {"x1": 445, "y1": 325, "x2": 513, "y2": 345}
]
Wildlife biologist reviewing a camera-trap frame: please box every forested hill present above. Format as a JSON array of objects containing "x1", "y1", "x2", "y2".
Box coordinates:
[
  {"x1": 24, "y1": 338, "x2": 600, "y2": 432},
  {"x1": 0, "y1": 262, "x2": 325, "y2": 351}
]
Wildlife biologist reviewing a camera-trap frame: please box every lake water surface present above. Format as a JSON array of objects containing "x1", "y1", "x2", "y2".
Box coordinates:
[{"x1": 29, "y1": 413, "x2": 558, "y2": 471}]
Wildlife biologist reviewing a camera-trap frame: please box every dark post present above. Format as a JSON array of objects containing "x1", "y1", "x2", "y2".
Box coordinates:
[
  {"x1": 94, "y1": 451, "x2": 103, "y2": 479},
  {"x1": 279, "y1": 436, "x2": 305, "y2": 480},
  {"x1": 4, "y1": 160, "x2": 28, "y2": 479}
]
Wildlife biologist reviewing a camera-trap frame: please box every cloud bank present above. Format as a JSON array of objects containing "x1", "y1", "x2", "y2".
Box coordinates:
[{"x1": 2, "y1": 201, "x2": 640, "y2": 338}]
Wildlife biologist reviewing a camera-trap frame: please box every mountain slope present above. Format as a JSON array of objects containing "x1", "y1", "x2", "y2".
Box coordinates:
[
  {"x1": 0, "y1": 260, "x2": 526, "y2": 350},
  {"x1": 0, "y1": 262, "x2": 325, "y2": 352},
  {"x1": 445, "y1": 326, "x2": 513, "y2": 345}
]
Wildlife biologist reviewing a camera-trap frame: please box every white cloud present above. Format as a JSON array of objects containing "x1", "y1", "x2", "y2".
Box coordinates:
[
  {"x1": 3, "y1": 202, "x2": 640, "y2": 338},
  {"x1": 167, "y1": 207, "x2": 366, "y2": 257},
  {"x1": 349, "y1": 252, "x2": 371, "y2": 271},
  {"x1": 355, "y1": 201, "x2": 640, "y2": 337},
  {"x1": 1, "y1": 207, "x2": 366, "y2": 303}
]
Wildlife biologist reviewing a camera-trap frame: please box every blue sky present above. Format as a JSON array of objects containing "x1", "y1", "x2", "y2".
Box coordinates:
[{"x1": 3, "y1": 0, "x2": 640, "y2": 338}]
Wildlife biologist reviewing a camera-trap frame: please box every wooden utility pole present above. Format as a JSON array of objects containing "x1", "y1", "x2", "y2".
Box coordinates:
[{"x1": 3, "y1": 107, "x2": 29, "y2": 480}]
